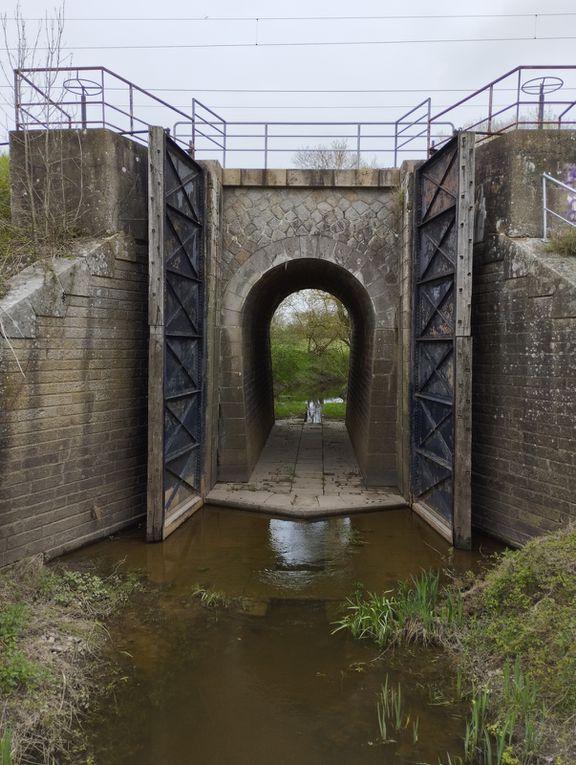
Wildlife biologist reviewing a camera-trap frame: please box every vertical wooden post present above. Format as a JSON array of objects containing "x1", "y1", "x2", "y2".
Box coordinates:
[
  {"x1": 147, "y1": 127, "x2": 166, "y2": 542},
  {"x1": 453, "y1": 132, "x2": 475, "y2": 550}
]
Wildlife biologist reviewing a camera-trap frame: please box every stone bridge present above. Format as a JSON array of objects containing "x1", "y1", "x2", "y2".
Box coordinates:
[{"x1": 1, "y1": 129, "x2": 575, "y2": 566}]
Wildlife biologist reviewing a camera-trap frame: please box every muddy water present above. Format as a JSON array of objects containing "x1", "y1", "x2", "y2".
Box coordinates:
[{"x1": 66, "y1": 507, "x2": 501, "y2": 765}]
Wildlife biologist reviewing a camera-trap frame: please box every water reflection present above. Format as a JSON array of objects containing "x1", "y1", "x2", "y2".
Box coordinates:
[
  {"x1": 65, "y1": 508, "x2": 503, "y2": 765},
  {"x1": 268, "y1": 517, "x2": 352, "y2": 569}
]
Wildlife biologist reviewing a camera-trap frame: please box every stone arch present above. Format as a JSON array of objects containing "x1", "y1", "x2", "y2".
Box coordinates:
[{"x1": 218, "y1": 235, "x2": 398, "y2": 486}]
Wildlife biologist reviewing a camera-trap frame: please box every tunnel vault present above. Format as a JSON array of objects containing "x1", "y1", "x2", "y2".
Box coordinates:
[{"x1": 218, "y1": 235, "x2": 398, "y2": 487}]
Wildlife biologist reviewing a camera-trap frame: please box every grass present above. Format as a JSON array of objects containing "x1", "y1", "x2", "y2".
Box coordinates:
[
  {"x1": 334, "y1": 527, "x2": 576, "y2": 765},
  {"x1": 274, "y1": 398, "x2": 307, "y2": 419},
  {"x1": 190, "y1": 584, "x2": 232, "y2": 609},
  {"x1": 377, "y1": 675, "x2": 420, "y2": 745},
  {"x1": 333, "y1": 570, "x2": 460, "y2": 647},
  {"x1": 0, "y1": 555, "x2": 141, "y2": 765},
  {"x1": 545, "y1": 227, "x2": 576, "y2": 256}
]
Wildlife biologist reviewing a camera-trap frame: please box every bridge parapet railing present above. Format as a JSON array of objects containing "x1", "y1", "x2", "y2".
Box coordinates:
[
  {"x1": 14, "y1": 66, "x2": 196, "y2": 149},
  {"x1": 429, "y1": 65, "x2": 576, "y2": 152},
  {"x1": 174, "y1": 97, "x2": 453, "y2": 168},
  {"x1": 13, "y1": 66, "x2": 453, "y2": 167},
  {"x1": 11, "y1": 64, "x2": 576, "y2": 168}
]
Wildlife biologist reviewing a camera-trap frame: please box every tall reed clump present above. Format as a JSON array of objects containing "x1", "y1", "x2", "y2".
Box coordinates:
[
  {"x1": 377, "y1": 675, "x2": 419, "y2": 745},
  {"x1": 333, "y1": 570, "x2": 462, "y2": 648}
]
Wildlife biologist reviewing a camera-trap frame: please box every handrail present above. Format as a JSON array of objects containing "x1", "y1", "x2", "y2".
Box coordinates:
[
  {"x1": 542, "y1": 173, "x2": 576, "y2": 240},
  {"x1": 10, "y1": 64, "x2": 576, "y2": 168},
  {"x1": 429, "y1": 65, "x2": 576, "y2": 152}
]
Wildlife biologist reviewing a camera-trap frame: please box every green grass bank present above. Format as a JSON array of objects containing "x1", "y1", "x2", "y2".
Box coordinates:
[
  {"x1": 335, "y1": 526, "x2": 576, "y2": 765},
  {"x1": 0, "y1": 557, "x2": 140, "y2": 764}
]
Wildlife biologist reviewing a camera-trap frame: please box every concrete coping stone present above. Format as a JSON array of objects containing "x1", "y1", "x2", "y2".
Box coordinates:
[
  {"x1": 222, "y1": 167, "x2": 400, "y2": 188},
  {"x1": 0, "y1": 233, "x2": 131, "y2": 339}
]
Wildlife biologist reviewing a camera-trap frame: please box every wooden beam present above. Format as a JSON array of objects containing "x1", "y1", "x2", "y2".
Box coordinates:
[{"x1": 146, "y1": 127, "x2": 166, "y2": 542}]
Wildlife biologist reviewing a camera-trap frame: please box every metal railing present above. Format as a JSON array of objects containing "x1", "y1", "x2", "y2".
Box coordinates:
[
  {"x1": 429, "y1": 65, "x2": 576, "y2": 152},
  {"x1": 10, "y1": 64, "x2": 576, "y2": 168},
  {"x1": 173, "y1": 97, "x2": 451, "y2": 168},
  {"x1": 542, "y1": 173, "x2": 576, "y2": 240},
  {"x1": 14, "y1": 66, "x2": 196, "y2": 148},
  {"x1": 12, "y1": 65, "x2": 452, "y2": 167}
]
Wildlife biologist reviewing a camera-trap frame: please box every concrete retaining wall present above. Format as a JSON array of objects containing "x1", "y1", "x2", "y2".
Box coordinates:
[
  {"x1": 471, "y1": 132, "x2": 576, "y2": 545},
  {"x1": 1, "y1": 130, "x2": 149, "y2": 566},
  {"x1": 0, "y1": 236, "x2": 148, "y2": 566}
]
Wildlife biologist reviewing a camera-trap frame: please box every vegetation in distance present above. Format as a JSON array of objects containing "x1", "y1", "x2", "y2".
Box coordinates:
[
  {"x1": 334, "y1": 526, "x2": 576, "y2": 765},
  {"x1": 271, "y1": 289, "x2": 350, "y2": 420}
]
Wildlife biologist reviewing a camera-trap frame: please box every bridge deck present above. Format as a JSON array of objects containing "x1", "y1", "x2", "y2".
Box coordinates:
[{"x1": 207, "y1": 420, "x2": 406, "y2": 518}]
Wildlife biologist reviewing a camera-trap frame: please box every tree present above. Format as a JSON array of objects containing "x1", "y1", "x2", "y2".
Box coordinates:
[
  {"x1": 271, "y1": 290, "x2": 351, "y2": 401},
  {"x1": 293, "y1": 139, "x2": 376, "y2": 170}
]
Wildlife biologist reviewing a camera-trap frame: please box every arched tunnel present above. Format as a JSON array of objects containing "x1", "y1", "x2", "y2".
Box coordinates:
[{"x1": 217, "y1": 238, "x2": 399, "y2": 488}]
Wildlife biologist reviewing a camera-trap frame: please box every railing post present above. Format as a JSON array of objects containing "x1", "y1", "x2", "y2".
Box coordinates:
[
  {"x1": 129, "y1": 84, "x2": 134, "y2": 134},
  {"x1": 542, "y1": 174, "x2": 548, "y2": 240},
  {"x1": 516, "y1": 69, "x2": 522, "y2": 127},
  {"x1": 426, "y1": 98, "x2": 431, "y2": 156},
  {"x1": 223, "y1": 120, "x2": 227, "y2": 168},
  {"x1": 264, "y1": 123, "x2": 269, "y2": 171},
  {"x1": 487, "y1": 84, "x2": 493, "y2": 133},
  {"x1": 356, "y1": 124, "x2": 361, "y2": 169},
  {"x1": 191, "y1": 98, "x2": 196, "y2": 157}
]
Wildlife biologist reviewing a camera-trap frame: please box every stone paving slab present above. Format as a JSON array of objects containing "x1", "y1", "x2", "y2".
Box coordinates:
[{"x1": 207, "y1": 419, "x2": 407, "y2": 518}]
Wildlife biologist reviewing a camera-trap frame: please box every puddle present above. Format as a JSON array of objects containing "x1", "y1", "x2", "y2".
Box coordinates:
[{"x1": 65, "y1": 507, "x2": 502, "y2": 765}]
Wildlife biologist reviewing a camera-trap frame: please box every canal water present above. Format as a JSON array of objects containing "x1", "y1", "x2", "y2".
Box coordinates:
[{"x1": 66, "y1": 507, "x2": 501, "y2": 765}]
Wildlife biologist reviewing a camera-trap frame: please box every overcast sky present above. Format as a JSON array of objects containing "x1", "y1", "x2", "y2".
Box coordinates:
[{"x1": 1, "y1": 0, "x2": 575, "y2": 164}]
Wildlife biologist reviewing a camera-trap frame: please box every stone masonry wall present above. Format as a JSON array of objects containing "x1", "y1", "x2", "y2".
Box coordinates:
[{"x1": 218, "y1": 169, "x2": 401, "y2": 485}]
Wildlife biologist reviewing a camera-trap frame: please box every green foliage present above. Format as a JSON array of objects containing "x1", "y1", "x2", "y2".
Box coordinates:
[
  {"x1": 321, "y1": 401, "x2": 346, "y2": 419},
  {"x1": 545, "y1": 227, "x2": 576, "y2": 256},
  {"x1": 333, "y1": 570, "x2": 456, "y2": 647},
  {"x1": 271, "y1": 290, "x2": 350, "y2": 404},
  {"x1": 0, "y1": 155, "x2": 10, "y2": 221},
  {"x1": 190, "y1": 584, "x2": 231, "y2": 609},
  {"x1": 0, "y1": 730, "x2": 12, "y2": 765},
  {"x1": 377, "y1": 676, "x2": 419, "y2": 746},
  {"x1": 274, "y1": 398, "x2": 346, "y2": 420},
  {"x1": 0, "y1": 603, "x2": 26, "y2": 645},
  {"x1": 0, "y1": 604, "x2": 40, "y2": 693},
  {"x1": 40, "y1": 567, "x2": 141, "y2": 615},
  {"x1": 337, "y1": 529, "x2": 576, "y2": 765},
  {"x1": 476, "y1": 530, "x2": 576, "y2": 714},
  {"x1": 0, "y1": 558, "x2": 142, "y2": 764}
]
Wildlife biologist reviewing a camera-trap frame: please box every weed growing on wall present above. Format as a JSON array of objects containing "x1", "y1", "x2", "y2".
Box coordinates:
[{"x1": 545, "y1": 227, "x2": 576, "y2": 256}]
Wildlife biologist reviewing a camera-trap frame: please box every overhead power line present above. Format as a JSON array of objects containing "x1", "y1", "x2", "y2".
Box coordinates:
[
  {"x1": 8, "y1": 12, "x2": 576, "y2": 22},
  {"x1": 6, "y1": 35, "x2": 576, "y2": 52}
]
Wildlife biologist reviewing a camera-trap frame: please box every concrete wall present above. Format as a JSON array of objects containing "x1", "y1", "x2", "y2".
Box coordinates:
[
  {"x1": 10, "y1": 129, "x2": 148, "y2": 241},
  {"x1": 1, "y1": 130, "x2": 149, "y2": 566},
  {"x1": 217, "y1": 169, "x2": 401, "y2": 485},
  {"x1": 0, "y1": 236, "x2": 148, "y2": 566},
  {"x1": 471, "y1": 132, "x2": 576, "y2": 545}
]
